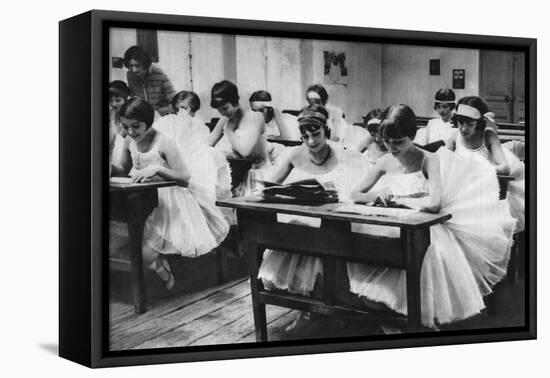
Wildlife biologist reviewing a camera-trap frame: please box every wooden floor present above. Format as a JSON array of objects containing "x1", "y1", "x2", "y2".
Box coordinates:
[{"x1": 109, "y1": 250, "x2": 526, "y2": 351}]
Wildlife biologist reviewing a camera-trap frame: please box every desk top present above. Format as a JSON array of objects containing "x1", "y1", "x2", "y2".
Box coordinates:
[
  {"x1": 497, "y1": 175, "x2": 515, "y2": 182},
  {"x1": 217, "y1": 196, "x2": 451, "y2": 229},
  {"x1": 109, "y1": 180, "x2": 177, "y2": 192},
  {"x1": 267, "y1": 136, "x2": 302, "y2": 146}
]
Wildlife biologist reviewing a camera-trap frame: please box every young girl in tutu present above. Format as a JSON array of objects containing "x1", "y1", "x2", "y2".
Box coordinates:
[
  {"x1": 110, "y1": 98, "x2": 230, "y2": 290},
  {"x1": 209, "y1": 80, "x2": 285, "y2": 196},
  {"x1": 170, "y1": 91, "x2": 210, "y2": 142},
  {"x1": 108, "y1": 81, "x2": 130, "y2": 166},
  {"x1": 257, "y1": 104, "x2": 371, "y2": 332},
  {"x1": 348, "y1": 104, "x2": 516, "y2": 328},
  {"x1": 447, "y1": 96, "x2": 525, "y2": 232},
  {"x1": 415, "y1": 88, "x2": 456, "y2": 146},
  {"x1": 153, "y1": 90, "x2": 232, "y2": 201},
  {"x1": 305, "y1": 84, "x2": 349, "y2": 143},
  {"x1": 352, "y1": 108, "x2": 388, "y2": 164},
  {"x1": 249, "y1": 90, "x2": 300, "y2": 140}
]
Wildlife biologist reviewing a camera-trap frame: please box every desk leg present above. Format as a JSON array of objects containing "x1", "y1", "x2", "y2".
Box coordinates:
[
  {"x1": 403, "y1": 228, "x2": 430, "y2": 331},
  {"x1": 126, "y1": 191, "x2": 155, "y2": 314},
  {"x1": 320, "y1": 219, "x2": 351, "y2": 306},
  {"x1": 245, "y1": 240, "x2": 268, "y2": 342}
]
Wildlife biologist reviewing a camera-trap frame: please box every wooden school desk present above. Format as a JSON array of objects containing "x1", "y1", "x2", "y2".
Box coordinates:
[
  {"x1": 267, "y1": 136, "x2": 303, "y2": 147},
  {"x1": 109, "y1": 180, "x2": 176, "y2": 313},
  {"x1": 217, "y1": 197, "x2": 452, "y2": 341}
]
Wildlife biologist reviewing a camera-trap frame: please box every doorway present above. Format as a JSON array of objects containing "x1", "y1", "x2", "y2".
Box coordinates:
[{"x1": 479, "y1": 50, "x2": 525, "y2": 124}]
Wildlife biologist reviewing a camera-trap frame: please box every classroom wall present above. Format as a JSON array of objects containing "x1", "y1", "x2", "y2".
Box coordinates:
[
  {"x1": 109, "y1": 28, "x2": 136, "y2": 82},
  {"x1": 236, "y1": 36, "x2": 303, "y2": 114},
  {"x1": 109, "y1": 28, "x2": 481, "y2": 124},
  {"x1": 381, "y1": 45, "x2": 480, "y2": 117},
  {"x1": 309, "y1": 40, "x2": 382, "y2": 124},
  {"x1": 109, "y1": 28, "x2": 226, "y2": 121}
]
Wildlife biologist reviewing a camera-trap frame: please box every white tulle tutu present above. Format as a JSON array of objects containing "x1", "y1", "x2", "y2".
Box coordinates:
[
  {"x1": 111, "y1": 135, "x2": 229, "y2": 258},
  {"x1": 347, "y1": 149, "x2": 516, "y2": 327},
  {"x1": 257, "y1": 149, "x2": 371, "y2": 296},
  {"x1": 257, "y1": 147, "x2": 516, "y2": 327},
  {"x1": 455, "y1": 132, "x2": 525, "y2": 232}
]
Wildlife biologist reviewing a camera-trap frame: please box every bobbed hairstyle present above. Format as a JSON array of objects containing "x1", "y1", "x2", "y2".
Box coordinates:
[
  {"x1": 109, "y1": 80, "x2": 130, "y2": 99},
  {"x1": 117, "y1": 97, "x2": 155, "y2": 129},
  {"x1": 362, "y1": 108, "x2": 384, "y2": 134},
  {"x1": 249, "y1": 90, "x2": 274, "y2": 122},
  {"x1": 379, "y1": 104, "x2": 418, "y2": 140},
  {"x1": 249, "y1": 90, "x2": 272, "y2": 103},
  {"x1": 306, "y1": 84, "x2": 329, "y2": 105},
  {"x1": 433, "y1": 88, "x2": 456, "y2": 111},
  {"x1": 210, "y1": 80, "x2": 240, "y2": 108},
  {"x1": 123, "y1": 46, "x2": 153, "y2": 71},
  {"x1": 171, "y1": 90, "x2": 201, "y2": 113},
  {"x1": 297, "y1": 104, "x2": 331, "y2": 139},
  {"x1": 453, "y1": 96, "x2": 490, "y2": 132}
]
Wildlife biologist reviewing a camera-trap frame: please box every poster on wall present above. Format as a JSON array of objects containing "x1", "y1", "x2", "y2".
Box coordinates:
[
  {"x1": 453, "y1": 69, "x2": 465, "y2": 89},
  {"x1": 324, "y1": 51, "x2": 348, "y2": 85}
]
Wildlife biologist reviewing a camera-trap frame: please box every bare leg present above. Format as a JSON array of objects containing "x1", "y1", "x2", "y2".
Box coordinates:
[{"x1": 144, "y1": 246, "x2": 175, "y2": 290}]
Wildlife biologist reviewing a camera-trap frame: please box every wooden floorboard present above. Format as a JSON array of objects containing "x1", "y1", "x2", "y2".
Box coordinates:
[
  {"x1": 110, "y1": 260, "x2": 526, "y2": 350},
  {"x1": 189, "y1": 305, "x2": 294, "y2": 346},
  {"x1": 111, "y1": 279, "x2": 250, "y2": 350},
  {"x1": 110, "y1": 277, "x2": 246, "y2": 337}
]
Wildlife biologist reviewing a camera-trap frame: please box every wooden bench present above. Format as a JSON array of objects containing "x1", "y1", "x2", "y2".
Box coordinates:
[{"x1": 497, "y1": 122, "x2": 525, "y2": 143}]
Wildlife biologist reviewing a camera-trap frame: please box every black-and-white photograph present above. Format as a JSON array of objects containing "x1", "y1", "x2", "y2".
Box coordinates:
[{"x1": 107, "y1": 26, "x2": 526, "y2": 352}]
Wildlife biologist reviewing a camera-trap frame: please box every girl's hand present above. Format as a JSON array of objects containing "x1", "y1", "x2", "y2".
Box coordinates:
[
  {"x1": 131, "y1": 166, "x2": 159, "y2": 183},
  {"x1": 350, "y1": 190, "x2": 365, "y2": 203},
  {"x1": 374, "y1": 188, "x2": 393, "y2": 206}
]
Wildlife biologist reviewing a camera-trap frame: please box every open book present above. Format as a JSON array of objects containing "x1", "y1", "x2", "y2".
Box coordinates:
[{"x1": 256, "y1": 178, "x2": 339, "y2": 204}]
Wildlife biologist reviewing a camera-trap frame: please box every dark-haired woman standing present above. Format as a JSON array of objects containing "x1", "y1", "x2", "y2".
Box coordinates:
[{"x1": 124, "y1": 45, "x2": 176, "y2": 116}]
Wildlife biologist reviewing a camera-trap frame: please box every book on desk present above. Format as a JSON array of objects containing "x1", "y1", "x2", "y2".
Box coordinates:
[{"x1": 255, "y1": 178, "x2": 339, "y2": 204}]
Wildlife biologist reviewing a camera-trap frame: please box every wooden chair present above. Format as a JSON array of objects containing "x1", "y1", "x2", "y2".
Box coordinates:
[
  {"x1": 282, "y1": 109, "x2": 301, "y2": 117},
  {"x1": 206, "y1": 117, "x2": 220, "y2": 131}
]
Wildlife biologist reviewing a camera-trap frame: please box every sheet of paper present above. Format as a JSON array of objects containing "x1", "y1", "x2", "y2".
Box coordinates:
[
  {"x1": 333, "y1": 204, "x2": 419, "y2": 218},
  {"x1": 109, "y1": 176, "x2": 133, "y2": 184}
]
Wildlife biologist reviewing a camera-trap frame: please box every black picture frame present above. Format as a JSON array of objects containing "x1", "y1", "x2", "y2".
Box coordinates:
[{"x1": 59, "y1": 9, "x2": 537, "y2": 368}]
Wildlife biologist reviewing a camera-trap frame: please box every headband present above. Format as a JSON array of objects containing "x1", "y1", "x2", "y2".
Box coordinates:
[
  {"x1": 455, "y1": 104, "x2": 495, "y2": 124},
  {"x1": 250, "y1": 101, "x2": 272, "y2": 107},
  {"x1": 366, "y1": 118, "x2": 381, "y2": 126},
  {"x1": 435, "y1": 100, "x2": 455, "y2": 104},
  {"x1": 298, "y1": 110, "x2": 328, "y2": 122},
  {"x1": 306, "y1": 92, "x2": 322, "y2": 100},
  {"x1": 211, "y1": 96, "x2": 227, "y2": 106},
  {"x1": 298, "y1": 117, "x2": 327, "y2": 129}
]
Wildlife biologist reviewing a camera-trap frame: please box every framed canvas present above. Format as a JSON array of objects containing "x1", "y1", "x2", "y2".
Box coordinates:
[{"x1": 59, "y1": 9, "x2": 536, "y2": 368}]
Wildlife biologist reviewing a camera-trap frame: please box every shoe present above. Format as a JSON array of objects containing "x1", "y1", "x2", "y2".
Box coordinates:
[
  {"x1": 380, "y1": 325, "x2": 403, "y2": 335},
  {"x1": 284, "y1": 312, "x2": 313, "y2": 334},
  {"x1": 153, "y1": 257, "x2": 175, "y2": 291}
]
